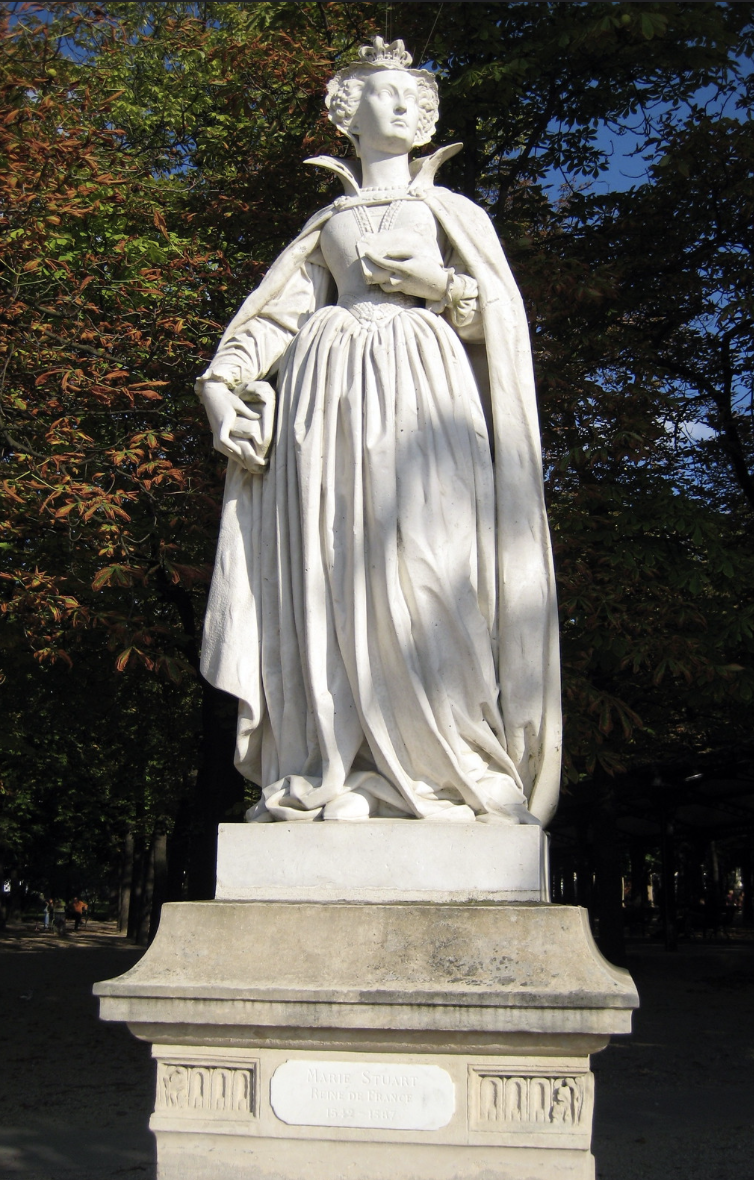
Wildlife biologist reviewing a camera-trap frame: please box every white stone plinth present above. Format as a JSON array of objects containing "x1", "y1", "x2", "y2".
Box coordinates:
[
  {"x1": 215, "y1": 821, "x2": 549, "y2": 902},
  {"x1": 95, "y1": 900, "x2": 638, "y2": 1180}
]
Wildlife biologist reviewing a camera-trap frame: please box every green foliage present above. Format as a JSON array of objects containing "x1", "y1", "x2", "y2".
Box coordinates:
[{"x1": 0, "y1": 632, "x2": 197, "y2": 896}]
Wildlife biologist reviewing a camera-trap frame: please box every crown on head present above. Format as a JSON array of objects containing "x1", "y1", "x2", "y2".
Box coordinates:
[{"x1": 358, "y1": 36, "x2": 413, "y2": 70}]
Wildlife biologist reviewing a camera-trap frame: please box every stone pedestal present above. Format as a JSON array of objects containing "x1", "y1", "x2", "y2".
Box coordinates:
[
  {"x1": 216, "y1": 820, "x2": 551, "y2": 902},
  {"x1": 95, "y1": 840, "x2": 638, "y2": 1180}
]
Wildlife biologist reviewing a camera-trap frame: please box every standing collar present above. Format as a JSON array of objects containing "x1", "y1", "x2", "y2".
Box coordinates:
[{"x1": 304, "y1": 143, "x2": 463, "y2": 199}]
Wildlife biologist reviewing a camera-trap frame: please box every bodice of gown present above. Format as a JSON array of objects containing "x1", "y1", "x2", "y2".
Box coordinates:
[
  {"x1": 318, "y1": 196, "x2": 447, "y2": 305},
  {"x1": 199, "y1": 195, "x2": 482, "y2": 391}
]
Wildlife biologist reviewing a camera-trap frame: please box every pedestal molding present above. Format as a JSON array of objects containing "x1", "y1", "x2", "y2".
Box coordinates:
[{"x1": 95, "y1": 900, "x2": 638, "y2": 1180}]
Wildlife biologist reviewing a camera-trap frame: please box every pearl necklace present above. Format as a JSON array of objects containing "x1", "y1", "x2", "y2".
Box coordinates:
[
  {"x1": 332, "y1": 189, "x2": 423, "y2": 212},
  {"x1": 360, "y1": 184, "x2": 410, "y2": 197}
]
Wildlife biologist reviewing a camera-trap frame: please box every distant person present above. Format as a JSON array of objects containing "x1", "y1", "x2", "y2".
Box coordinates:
[
  {"x1": 44, "y1": 897, "x2": 54, "y2": 931},
  {"x1": 71, "y1": 897, "x2": 86, "y2": 932},
  {"x1": 53, "y1": 899, "x2": 67, "y2": 935}
]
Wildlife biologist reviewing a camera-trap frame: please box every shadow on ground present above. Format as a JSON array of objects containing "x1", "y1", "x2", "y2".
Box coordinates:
[
  {"x1": 0, "y1": 922, "x2": 154, "y2": 1179},
  {"x1": 1, "y1": 921, "x2": 753, "y2": 1179},
  {"x1": 593, "y1": 941, "x2": 754, "y2": 1179}
]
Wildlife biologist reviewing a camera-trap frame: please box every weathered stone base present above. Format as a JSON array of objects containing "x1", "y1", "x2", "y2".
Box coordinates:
[
  {"x1": 150, "y1": 1044, "x2": 596, "y2": 1179},
  {"x1": 153, "y1": 1130, "x2": 594, "y2": 1180},
  {"x1": 95, "y1": 901, "x2": 637, "y2": 1180}
]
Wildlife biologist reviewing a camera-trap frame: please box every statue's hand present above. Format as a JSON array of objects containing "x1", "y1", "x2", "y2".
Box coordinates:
[
  {"x1": 361, "y1": 249, "x2": 449, "y2": 302},
  {"x1": 199, "y1": 380, "x2": 254, "y2": 459},
  {"x1": 229, "y1": 381, "x2": 276, "y2": 474},
  {"x1": 198, "y1": 379, "x2": 274, "y2": 474}
]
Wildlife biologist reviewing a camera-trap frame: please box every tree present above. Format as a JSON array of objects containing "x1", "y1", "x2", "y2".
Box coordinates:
[
  {"x1": 399, "y1": 0, "x2": 754, "y2": 777},
  {"x1": 0, "y1": 1, "x2": 379, "y2": 919}
]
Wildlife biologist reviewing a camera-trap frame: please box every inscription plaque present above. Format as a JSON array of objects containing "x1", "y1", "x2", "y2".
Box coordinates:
[{"x1": 270, "y1": 1061, "x2": 455, "y2": 1131}]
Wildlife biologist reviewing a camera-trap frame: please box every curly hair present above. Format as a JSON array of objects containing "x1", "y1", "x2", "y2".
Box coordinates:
[{"x1": 325, "y1": 65, "x2": 439, "y2": 153}]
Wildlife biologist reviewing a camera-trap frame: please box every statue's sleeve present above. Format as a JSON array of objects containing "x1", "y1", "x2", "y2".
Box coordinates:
[
  {"x1": 198, "y1": 257, "x2": 333, "y2": 389},
  {"x1": 431, "y1": 241, "x2": 485, "y2": 343}
]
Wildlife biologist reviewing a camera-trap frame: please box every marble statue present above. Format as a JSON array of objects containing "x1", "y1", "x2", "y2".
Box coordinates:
[{"x1": 195, "y1": 37, "x2": 561, "y2": 825}]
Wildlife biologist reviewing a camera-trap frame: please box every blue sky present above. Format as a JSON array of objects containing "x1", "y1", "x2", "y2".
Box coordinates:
[{"x1": 542, "y1": 62, "x2": 752, "y2": 197}]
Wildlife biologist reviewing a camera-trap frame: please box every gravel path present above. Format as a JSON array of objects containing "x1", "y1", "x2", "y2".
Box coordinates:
[{"x1": 1, "y1": 921, "x2": 752, "y2": 1179}]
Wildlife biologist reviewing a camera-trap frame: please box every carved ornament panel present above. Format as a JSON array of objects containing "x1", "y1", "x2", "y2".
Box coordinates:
[
  {"x1": 469, "y1": 1069, "x2": 587, "y2": 1132},
  {"x1": 156, "y1": 1062, "x2": 256, "y2": 1118}
]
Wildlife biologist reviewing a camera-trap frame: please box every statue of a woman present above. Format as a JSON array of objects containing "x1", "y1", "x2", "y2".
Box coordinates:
[{"x1": 196, "y1": 38, "x2": 561, "y2": 825}]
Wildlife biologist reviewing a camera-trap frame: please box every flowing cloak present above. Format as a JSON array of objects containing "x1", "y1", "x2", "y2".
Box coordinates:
[{"x1": 199, "y1": 151, "x2": 562, "y2": 826}]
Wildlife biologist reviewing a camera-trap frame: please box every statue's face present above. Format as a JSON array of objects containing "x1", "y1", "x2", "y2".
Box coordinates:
[{"x1": 351, "y1": 70, "x2": 420, "y2": 155}]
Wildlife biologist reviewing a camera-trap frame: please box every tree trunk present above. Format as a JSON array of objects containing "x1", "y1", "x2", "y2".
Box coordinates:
[
  {"x1": 628, "y1": 840, "x2": 648, "y2": 904},
  {"x1": 742, "y1": 842, "x2": 754, "y2": 926},
  {"x1": 661, "y1": 818, "x2": 678, "y2": 952},
  {"x1": 118, "y1": 832, "x2": 134, "y2": 934},
  {"x1": 592, "y1": 770, "x2": 627, "y2": 967},
  {"x1": 148, "y1": 831, "x2": 168, "y2": 945},
  {"x1": 135, "y1": 837, "x2": 156, "y2": 946},
  {"x1": 126, "y1": 833, "x2": 145, "y2": 941},
  {"x1": 709, "y1": 840, "x2": 722, "y2": 903},
  {"x1": 560, "y1": 855, "x2": 577, "y2": 905},
  {"x1": 575, "y1": 832, "x2": 593, "y2": 913},
  {"x1": 166, "y1": 796, "x2": 190, "y2": 902},
  {"x1": 8, "y1": 867, "x2": 22, "y2": 922},
  {"x1": 186, "y1": 677, "x2": 246, "y2": 901},
  {"x1": 151, "y1": 577, "x2": 246, "y2": 901}
]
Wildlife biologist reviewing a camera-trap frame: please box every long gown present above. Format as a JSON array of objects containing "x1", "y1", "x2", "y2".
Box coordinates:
[{"x1": 202, "y1": 193, "x2": 534, "y2": 824}]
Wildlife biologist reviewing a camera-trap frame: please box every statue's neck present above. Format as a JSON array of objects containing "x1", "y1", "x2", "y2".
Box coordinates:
[{"x1": 358, "y1": 148, "x2": 411, "y2": 191}]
